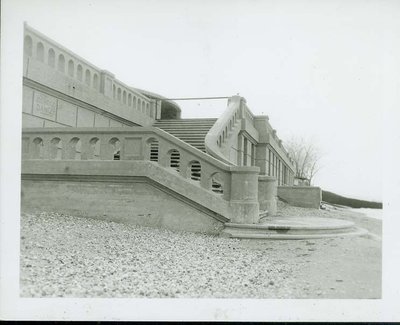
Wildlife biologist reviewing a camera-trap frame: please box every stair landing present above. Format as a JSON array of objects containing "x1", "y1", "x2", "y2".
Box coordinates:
[{"x1": 221, "y1": 216, "x2": 369, "y2": 240}]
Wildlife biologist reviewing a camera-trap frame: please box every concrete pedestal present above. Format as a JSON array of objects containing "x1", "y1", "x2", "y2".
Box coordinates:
[{"x1": 258, "y1": 175, "x2": 277, "y2": 216}]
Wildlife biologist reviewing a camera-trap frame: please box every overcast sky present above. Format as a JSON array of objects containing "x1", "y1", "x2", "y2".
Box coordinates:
[{"x1": 4, "y1": 0, "x2": 400, "y2": 201}]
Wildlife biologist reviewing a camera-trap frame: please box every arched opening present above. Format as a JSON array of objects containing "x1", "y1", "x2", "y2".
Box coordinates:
[
  {"x1": 49, "y1": 138, "x2": 63, "y2": 160},
  {"x1": 68, "y1": 60, "x2": 74, "y2": 77},
  {"x1": 128, "y1": 94, "x2": 132, "y2": 106},
  {"x1": 137, "y1": 99, "x2": 141, "y2": 110},
  {"x1": 58, "y1": 54, "x2": 65, "y2": 72},
  {"x1": 48, "y1": 48, "x2": 55, "y2": 67},
  {"x1": 77, "y1": 64, "x2": 83, "y2": 81},
  {"x1": 132, "y1": 96, "x2": 137, "y2": 109},
  {"x1": 147, "y1": 138, "x2": 159, "y2": 162},
  {"x1": 117, "y1": 88, "x2": 121, "y2": 101},
  {"x1": 88, "y1": 137, "x2": 100, "y2": 159},
  {"x1": 24, "y1": 35, "x2": 33, "y2": 57},
  {"x1": 142, "y1": 101, "x2": 145, "y2": 113},
  {"x1": 169, "y1": 149, "x2": 180, "y2": 172},
  {"x1": 189, "y1": 161, "x2": 201, "y2": 182},
  {"x1": 109, "y1": 137, "x2": 121, "y2": 160},
  {"x1": 85, "y1": 69, "x2": 91, "y2": 86},
  {"x1": 93, "y1": 74, "x2": 99, "y2": 89},
  {"x1": 123, "y1": 90, "x2": 127, "y2": 104},
  {"x1": 210, "y1": 172, "x2": 224, "y2": 194},
  {"x1": 32, "y1": 137, "x2": 44, "y2": 159},
  {"x1": 67, "y1": 137, "x2": 81, "y2": 160},
  {"x1": 36, "y1": 42, "x2": 44, "y2": 62},
  {"x1": 113, "y1": 85, "x2": 116, "y2": 99}
]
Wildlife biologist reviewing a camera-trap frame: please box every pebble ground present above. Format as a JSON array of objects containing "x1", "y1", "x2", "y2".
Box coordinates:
[{"x1": 20, "y1": 204, "x2": 381, "y2": 298}]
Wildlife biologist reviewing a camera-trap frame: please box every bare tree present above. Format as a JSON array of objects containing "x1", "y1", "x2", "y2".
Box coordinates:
[{"x1": 284, "y1": 137, "x2": 322, "y2": 185}]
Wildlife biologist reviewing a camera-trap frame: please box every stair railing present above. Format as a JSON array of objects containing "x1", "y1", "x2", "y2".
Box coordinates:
[{"x1": 204, "y1": 95, "x2": 245, "y2": 165}]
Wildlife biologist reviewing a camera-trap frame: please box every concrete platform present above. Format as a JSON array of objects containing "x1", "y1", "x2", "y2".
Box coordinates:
[{"x1": 221, "y1": 216, "x2": 369, "y2": 240}]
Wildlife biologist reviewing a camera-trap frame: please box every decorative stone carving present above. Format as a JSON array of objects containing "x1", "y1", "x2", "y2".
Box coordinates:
[{"x1": 33, "y1": 91, "x2": 57, "y2": 120}]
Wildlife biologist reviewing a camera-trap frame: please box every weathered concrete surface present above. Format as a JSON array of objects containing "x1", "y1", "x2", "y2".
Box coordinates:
[
  {"x1": 21, "y1": 160, "x2": 232, "y2": 234},
  {"x1": 278, "y1": 186, "x2": 322, "y2": 209},
  {"x1": 21, "y1": 179, "x2": 224, "y2": 234}
]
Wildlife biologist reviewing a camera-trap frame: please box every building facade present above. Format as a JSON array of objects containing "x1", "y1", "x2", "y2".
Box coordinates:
[{"x1": 21, "y1": 23, "x2": 301, "y2": 234}]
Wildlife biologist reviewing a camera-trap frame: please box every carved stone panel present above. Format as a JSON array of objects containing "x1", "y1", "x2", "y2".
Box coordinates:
[{"x1": 33, "y1": 91, "x2": 57, "y2": 121}]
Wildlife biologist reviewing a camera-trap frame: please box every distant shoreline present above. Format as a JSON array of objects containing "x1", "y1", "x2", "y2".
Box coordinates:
[{"x1": 322, "y1": 190, "x2": 382, "y2": 209}]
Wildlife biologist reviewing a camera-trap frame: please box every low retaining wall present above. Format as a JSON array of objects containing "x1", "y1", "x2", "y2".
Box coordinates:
[
  {"x1": 277, "y1": 186, "x2": 322, "y2": 209},
  {"x1": 21, "y1": 160, "x2": 231, "y2": 234}
]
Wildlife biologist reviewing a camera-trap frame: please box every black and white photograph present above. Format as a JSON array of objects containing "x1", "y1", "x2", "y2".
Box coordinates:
[{"x1": 1, "y1": 0, "x2": 399, "y2": 321}]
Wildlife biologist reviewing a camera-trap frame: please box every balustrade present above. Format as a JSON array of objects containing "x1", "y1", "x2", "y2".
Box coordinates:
[
  {"x1": 22, "y1": 128, "x2": 253, "y2": 200},
  {"x1": 24, "y1": 26, "x2": 154, "y2": 120}
]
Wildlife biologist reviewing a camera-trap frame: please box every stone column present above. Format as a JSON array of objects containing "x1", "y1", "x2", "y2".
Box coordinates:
[
  {"x1": 237, "y1": 134, "x2": 244, "y2": 166},
  {"x1": 149, "y1": 99, "x2": 157, "y2": 119},
  {"x1": 258, "y1": 175, "x2": 277, "y2": 216},
  {"x1": 155, "y1": 99, "x2": 162, "y2": 120},
  {"x1": 251, "y1": 143, "x2": 255, "y2": 166},
  {"x1": 255, "y1": 143, "x2": 267, "y2": 175},
  {"x1": 243, "y1": 137, "x2": 248, "y2": 166},
  {"x1": 229, "y1": 166, "x2": 260, "y2": 224}
]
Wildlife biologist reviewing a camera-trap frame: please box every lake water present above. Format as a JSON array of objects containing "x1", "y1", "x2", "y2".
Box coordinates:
[{"x1": 351, "y1": 208, "x2": 383, "y2": 220}]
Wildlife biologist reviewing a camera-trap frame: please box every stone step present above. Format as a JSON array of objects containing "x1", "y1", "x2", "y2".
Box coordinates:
[
  {"x1": 220, "y1": 227, "x2": 369, "y2": 240},
  {"x1": 153, "y1": 118, "x2": 217, "y2": 152},
  {"x1": 221, "y1": 216, "x2": 369, "y2": 240},
  {"x1": 158, "y1": 126, "x2": 209, "y2": 135},
  {"x1": 155, "y1": 123, "x2": 216, "y2": 127},
  {"x1": 155, "y1": 118, "x2": 217, "y2": 122}
]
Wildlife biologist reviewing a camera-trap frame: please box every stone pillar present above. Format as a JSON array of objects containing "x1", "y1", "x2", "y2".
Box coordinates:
[
  {"x1": 229, "y1": 166, "x2": 260, "y2": 224},
  {"x1": 255, "y1": 143, "x2": 267, "y2": 175},
  {"x1": 149, "y1": 99, "x2": 157, "y2": 119},
  {"x1": 243, "y1": 137, "x2": 248, "y2": 166},
  {"x1": 155, "y1": 99, "x2": 162, "y2": 120},
  {"x1": 100, "y1": 70, "x2": 115, "y2": 98},
  {"x1": 251, "y1": 143, "x2": 255, "y2": 166},
  {"x1": 237, "y1": 134, "x2": 244, "y2": 166},
  {"x1": 258, "y1": 175, "x2": 277, "y2": 216}
]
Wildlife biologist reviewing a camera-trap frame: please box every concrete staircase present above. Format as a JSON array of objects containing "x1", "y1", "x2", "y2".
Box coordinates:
[{"x1": 154, "y1": 118, "x2": 217, "y2": 152}]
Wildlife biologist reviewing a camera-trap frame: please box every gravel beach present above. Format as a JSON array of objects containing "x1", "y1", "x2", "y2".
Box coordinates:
[{"x1": 20, "y1": 203, "x2": 381, "y2": 298}]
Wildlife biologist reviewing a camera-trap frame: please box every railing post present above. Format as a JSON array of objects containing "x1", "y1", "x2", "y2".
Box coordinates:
[{"x1": 229, "y1": 166, "x2": 260, "y2": 224}]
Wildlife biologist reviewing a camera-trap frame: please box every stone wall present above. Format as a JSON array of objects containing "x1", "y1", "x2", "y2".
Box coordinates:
[
  {"x1": 21, "y1": 177, "x2": 224, "y2": 234},
  {"x1": 23, "y1": 24, "x2": 158, "y2": 128},
  {"x1": 22, "y1": 127, "x2": 262, "y2": 227},
  {"x1": 22, "y1": 83, "x2": 138, "y2": 128},
  {"x1": 277, "y1": 186, "x2": 322, "y2": 209}
]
